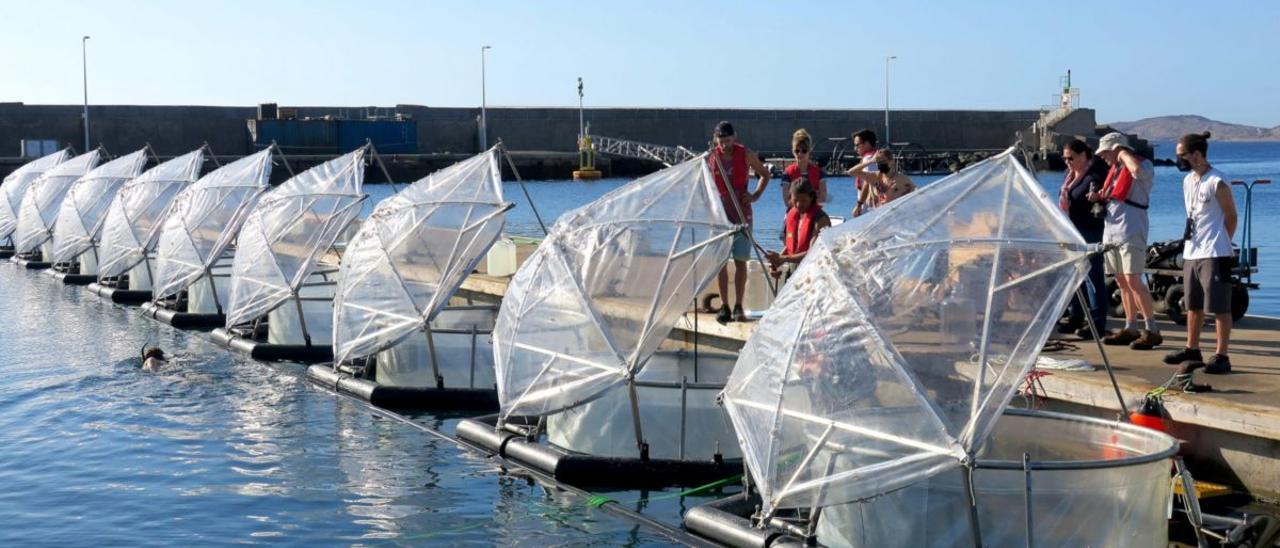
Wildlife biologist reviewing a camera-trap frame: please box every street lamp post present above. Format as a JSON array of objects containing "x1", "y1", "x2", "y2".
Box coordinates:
[
  {"x1": 82, "y1": 35, "x2": 91, "y2": 153},
  {"x1": 577, "y1": 77, "x2": 584, "y2": 139},
  {"x1": 480, "y1": 45, "x2": 491, "y2": 150},
  {"x1": 884, "y1": 55, "x2": 896, "y2": 146}
]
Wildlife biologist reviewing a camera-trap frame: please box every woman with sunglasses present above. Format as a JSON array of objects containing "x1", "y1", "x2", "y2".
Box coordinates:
[
  {"x1": 1057, "y1": 138, "x2": 1110, "y2": 338},
  {"x1": 781, "y1": 129, "x2": 827, "y2": 208}
]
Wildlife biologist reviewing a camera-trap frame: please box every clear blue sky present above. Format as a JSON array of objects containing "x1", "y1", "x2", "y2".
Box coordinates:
[{"x1": 3, "y1": 0, "x2": 1277, "y2": 127}]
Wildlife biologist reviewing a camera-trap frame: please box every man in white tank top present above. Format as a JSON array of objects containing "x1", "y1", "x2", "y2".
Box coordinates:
[{"x1": 1162, "y1": 132, "x2": 1237, "y2": 374}]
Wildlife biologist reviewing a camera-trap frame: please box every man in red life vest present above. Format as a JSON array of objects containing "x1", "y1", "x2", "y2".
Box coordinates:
[
  {"x1": 708, "y1": 121, "x2": 771, "y2": 323},
  {"x1": 766, "y1": 179, "x2": 831, "y2": 279}
]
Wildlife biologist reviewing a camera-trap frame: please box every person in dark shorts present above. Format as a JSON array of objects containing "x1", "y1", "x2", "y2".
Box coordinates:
[{"x1": 1163, "y1": 132, "x2": 1237, "y2": 373}]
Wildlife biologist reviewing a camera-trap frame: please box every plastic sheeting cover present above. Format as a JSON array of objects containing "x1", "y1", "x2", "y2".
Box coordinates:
[
  {"x1": 224, "y1": 148, "x2": 367, "y2": 328},
  {"x1": 49, "y1": 149, "x2": 149, "y2": 264},
  {"x1": 722, "y1": 150, "x2": 1090, "y2": 513},
  {"x1": 12, "y1": 150, "x2": 103, "y2": 253},
  {"x1": 333, "y1": 147, "x2": 508, "y2": 365},
  {"x1": 96, "y1": 148, "x2": 205, "y2": 279},
  {"x1": 494, "y1": 154, "x2": 737, "y2": 420},
  {"x1": 151, "y1": 149, "x2": 273, "y2": 301},
  {"x1": 0, "y1": 149, "x2": 70, "y2": 242}
]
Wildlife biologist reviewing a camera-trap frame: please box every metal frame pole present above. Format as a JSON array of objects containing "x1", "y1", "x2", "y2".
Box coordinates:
[
  {"x1": 498, "y1": 141, "x2": 548, "y2": 235},
  {"x1": 884, "y1": 55, "x2": 896, "y2": 145},
  {"x1": 425, "y1": 325, "x2": 443, "y2": 389},
  {"x1": 1022, "y1": 452, "x2": 1035, "y2": 548},
  {"x1": 271, "y1": 141, "x2": 296, "y2": 177},
  {"x1": 480, "y1": 45, "x2": 491, "y2": 150},
  {"x1": 293, "y1": 291, "x2": 313, "y2": 348},
  {"x1": 963, "y1": 463, "x2": 985, "y2": 548},
  {"x1": 82, "y1": 36, "x2": 91, "y2": 153},
  {"x1": 1077, "y1": 285, "x2": 1130, "y2": 418},
  {"x1": 202, "y1": 142, "x2": 222, "y2": 168},
  {"x1": 367, "y1": 140, "x2": 400, "y2": 194}
]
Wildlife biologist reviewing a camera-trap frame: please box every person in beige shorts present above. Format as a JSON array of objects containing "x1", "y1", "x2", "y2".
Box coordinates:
[{"x1": 1090, "y1": 132, "x2": 1162, "y2": 349}]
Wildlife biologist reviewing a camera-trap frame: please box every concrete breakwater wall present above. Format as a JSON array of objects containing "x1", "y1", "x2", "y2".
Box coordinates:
[{"x1": 0, "y1": 102, "x2": 1038, "y2": 177}]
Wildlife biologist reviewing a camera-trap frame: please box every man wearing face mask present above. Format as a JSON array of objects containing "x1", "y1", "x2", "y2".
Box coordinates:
[
  {"x1": 1164, "y1": 131, "x2": 1237, "y2": 373},
  {"x1": 850, "y1": 149, "x2": 915, "y2": 217}
]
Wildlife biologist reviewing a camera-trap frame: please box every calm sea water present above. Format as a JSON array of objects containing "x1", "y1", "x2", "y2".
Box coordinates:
[
  {"x1": 398, "y1": 140, "x2": 1275, "y2": 316},
  {"x1": 0, "y1": 267, "x2": 721, "y2": 545}
]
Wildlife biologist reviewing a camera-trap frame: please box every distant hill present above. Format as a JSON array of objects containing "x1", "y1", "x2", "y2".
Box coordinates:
[{"x1": 1110, "y1": 115, "x2": 1280, "y2": 141}]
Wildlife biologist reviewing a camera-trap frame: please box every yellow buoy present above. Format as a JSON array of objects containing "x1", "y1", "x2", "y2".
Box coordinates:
[{"x1": 574, "y1": 135, "x2": 602, "y2": 181}]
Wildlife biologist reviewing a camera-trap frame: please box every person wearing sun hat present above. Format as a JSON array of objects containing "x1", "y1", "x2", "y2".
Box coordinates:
[{"x1": 1089, "y1": 131, "x2": 1162, "y2": 350}]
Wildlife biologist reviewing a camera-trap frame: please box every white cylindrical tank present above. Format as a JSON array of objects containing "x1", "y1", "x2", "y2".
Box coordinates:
[
  {"x1": 267, "y1": 273, "x2": 336, "y2": 346},
  {"x1": 78, "y1": 251, "x2": 98, "y2": 276},
  {"x1": 816, "y1": 410, "x2": 1177, "y2": 548},
  {"x1": 546, "y1": 350, "x2": 742, "y2": 461},
  {"x1": 374, "y1": 305, "x2": 498, "y2": 389},
  {"x1": 128, "y1": 260, "x2": 153, "y2": 291}
]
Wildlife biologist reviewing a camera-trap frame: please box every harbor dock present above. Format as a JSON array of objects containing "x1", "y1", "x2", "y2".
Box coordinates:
[{"x1": 461, "y1": 241, "x2": 1280, "y2": 501}]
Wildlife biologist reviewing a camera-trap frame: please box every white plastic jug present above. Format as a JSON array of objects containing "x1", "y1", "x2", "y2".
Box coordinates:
[
  {"x1": 486, "y1": 237, "x2": 518, "y2": 277},
  {"x1": 742, "y1": 259, "x2": 776, "y2": 319}
]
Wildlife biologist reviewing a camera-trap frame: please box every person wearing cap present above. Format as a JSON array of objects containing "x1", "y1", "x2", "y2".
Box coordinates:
[
  {"x1": 708, "y1": 121, "x2": 771, "y2": 323},
  {"x1": 1090, "y1": 132, "x2": 1162, "y2": 349},
  {"x1": 1163, "y1": 131, "x2": 1236, "y2": 374}
]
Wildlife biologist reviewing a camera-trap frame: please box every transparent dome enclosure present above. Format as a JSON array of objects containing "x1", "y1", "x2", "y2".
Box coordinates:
[
  {"x1": 151, "y1": 148, "x2": 273, "y2": 303},
  {"x1": 494, "y1": 154, "x2": 738, "y2": 421},
  {"x1": 225, "y1": 148, "x2": 367, "y2": 329},
  {"x1": 50, "y1": 148, "x2": 149, "y2": 264},
  {"x1": 12, "y1": 150, "x2": 102, "y2": 254},
  {"x1": 0, "y1": 148, "x2": 69, "y2": 243},
  {"x1": 333, "y1": 147, "x2": 510, "y2": 367},
  {"x1": 722, "y1": 150, "x2": 1091, "y2": 514},
  {"x1": 96, "y1": 148, "x2": 204, "y2": 279}
]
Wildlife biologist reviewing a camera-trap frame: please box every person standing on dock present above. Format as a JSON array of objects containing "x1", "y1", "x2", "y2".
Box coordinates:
[
  {"x1": 1091, "y1": 132, "x2": 1162, "y2": 350},
  {"x1": 708, "y1": 121, "x2": 771, "y2": 323},
  {"x1": 1057, "y1": 139, "x2": 1110, "y2": 339},
  {"x1": 850, "y1": 149, "x2": 915, "y2": 217},
  {"x1": 1164, "y1": 131, "x2": 1237, "y2": 374},
  {"x1": 847, "y1": 129, "x2": 879, "y2": 213}
]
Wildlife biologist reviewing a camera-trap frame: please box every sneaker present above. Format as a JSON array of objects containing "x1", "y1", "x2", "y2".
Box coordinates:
[
  {"x1": 1074, "y1": 327, "x2": 1095, "y2": 340},
  {"x1": 732, "y1": 304, "x2": 747, "y2": 322},
  {"x1": 1102, "y1": 328, "x2": 1140, "y2": 346},
  {"x1": 1163, "y1": 347, "x2": 1203, "y2": 365},
  {"x1": 1129, "y1": 329, "x2": 1164, "y2": 350},
  {"x1": 1204, "y1": 354, "x2": 1232, "y2": 375},
  {"x1": 1057, "y1": 319, "x2": 1083, "y2": 334},
  {"x1": 716, "y1": 304, "x2": 731, "y2": 325}
]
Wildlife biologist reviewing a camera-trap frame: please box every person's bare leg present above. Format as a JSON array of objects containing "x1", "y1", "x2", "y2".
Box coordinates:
[
  {"x1": 733, "y1": 259, "x2": 748, "y2": 307},
  {"x1": 1116, "y1": 276, "x2": 1136, "y2": 326},
  {"x1": 1129, "y1": 274, "x2": 1157, "y2": 324},
  {"x1": 717, "y1": 266, "x2": 730, "y2": 308},
  {"x1": 1186, "y1": 309, "x2": 1204, "y2": 349},
  {"x1": 1214, "y1": 312, "x2": 1232, "y2": 355}
]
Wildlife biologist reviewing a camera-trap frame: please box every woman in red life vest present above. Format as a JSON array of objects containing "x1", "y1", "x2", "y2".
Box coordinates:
[
  {"x1": 708, "y1": 121, "x2": 771, "y2": 323},
  {"x1": 766, "y1": 179, "x2": 831, "y2": 279},
  {"x1": 781, "y1": 129, "x2": 827, "y2": 208}
]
